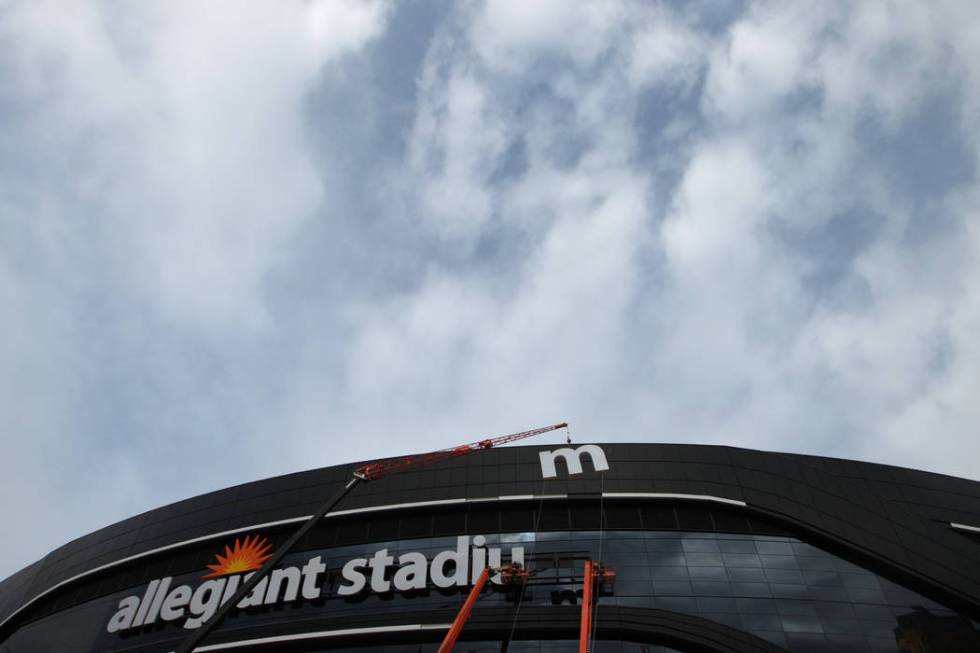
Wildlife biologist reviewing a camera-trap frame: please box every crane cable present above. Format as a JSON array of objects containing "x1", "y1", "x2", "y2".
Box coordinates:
[
  {"x1": 589, "y1": 471, "x2": 606, "y2": 653},
  {"x1": 504, "y1": 474, "x2": 548, "y2": 649},
  {"x1": 504, "y1": 423, "x2": 569, "y2": 649}
]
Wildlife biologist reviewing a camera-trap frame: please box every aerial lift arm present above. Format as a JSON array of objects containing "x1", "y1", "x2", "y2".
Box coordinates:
[
  {"x1": 437, "y1": 567, "x2": 492, "y2": 653},
  {"x1": 175, "y1": 422, "x2": 567, "y2": 653},
  {"x1": 579, "y1": 560, "x2": 616, "y2": 653}
]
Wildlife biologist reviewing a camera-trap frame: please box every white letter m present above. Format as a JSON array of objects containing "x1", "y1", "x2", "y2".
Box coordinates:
[{"x1": 539, "y1": 445, "x2": 610, "y2": 479}]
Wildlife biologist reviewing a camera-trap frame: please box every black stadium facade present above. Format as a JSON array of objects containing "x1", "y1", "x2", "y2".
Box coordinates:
[{"x1": 2, "y1": 443, "x2": 980, "y2": 652}]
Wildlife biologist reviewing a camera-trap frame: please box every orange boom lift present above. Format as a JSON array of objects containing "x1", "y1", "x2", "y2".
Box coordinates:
[
  {"x1": 176, "y1": 422, "x2": 568, "y2": 653},
  {"x1": 579, "y1": 560, "x2": 617, "y2": 653}
]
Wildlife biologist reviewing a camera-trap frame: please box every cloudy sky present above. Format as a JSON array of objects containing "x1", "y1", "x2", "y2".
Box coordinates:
[{"x1": 1, "y1": 0, "x2": 979, "y2": 580}]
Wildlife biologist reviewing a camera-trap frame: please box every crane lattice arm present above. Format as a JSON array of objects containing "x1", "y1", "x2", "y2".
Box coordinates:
[
  {"x1": 176, "y1": 421, "x2": 568, "y2": 653},
  {"x1": 355, "y1": 422, "x2": 568, "y2": 480}
]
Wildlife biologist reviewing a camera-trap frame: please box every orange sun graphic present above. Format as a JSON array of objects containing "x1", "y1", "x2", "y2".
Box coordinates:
[{"x1": 201, "y1": 534, "x2": 273, "y2": 579}]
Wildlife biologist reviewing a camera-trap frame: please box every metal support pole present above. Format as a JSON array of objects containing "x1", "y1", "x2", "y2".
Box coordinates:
[
  {"x1": 175, "y1": 476, "x2": 362, "y2": 653},
  {"x1": 437, "y1": 567, "x2": 491, "y2": 653},
  {"x1": 579, "y1": 559, "x2": 594, "y2": 653}
]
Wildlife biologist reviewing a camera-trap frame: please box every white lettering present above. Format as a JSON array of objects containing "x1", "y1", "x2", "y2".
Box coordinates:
[
  {"x1": 392, "y1": 552, "x2": 428, "y2": 591},
  {"x1": 300, "y1": 556, "x2": 326, "y2": 600},
  {"x1": 236, "y1": 574, "x2": 268, "y2": 609},
  {"x1": 337, "y1": 558, "x2": 368, "y2": 596},
  {"x1": 471, "y1": 535, "x2": 487, "y2": 583},
  {"x1": 265, "y1": 567, "x2": 301, "y2": 604},
  {"x1": 144, "y1": 577, "x2": 171, "y2": 624},
  {"x1": 369, "y1": 549, "x2": 394, "y2": 593},
  {"x1": 131, "y1": 578, "x2": 159, "y2": 627},
  {"x1": 220, "y1": 574, "x2": 241, "y2": 604},
  {"x1": 431, "y1": 536, "x2": 469, "y2": 588},
  {"x1": 160, "y1": 585, "x2": 192, "y2": 621},
  {"x1": 106, "y1": 596, "x2": 140, "y2": 633},
  {"x1": 107, "y1": 538, "x2": 529, "y2": 634},
  {"x1": 539, "y1": 445, "x2": 609, "y2": 478},
  {"x1": 184, "y1": 579, "x2": 226, "y2": 629}
]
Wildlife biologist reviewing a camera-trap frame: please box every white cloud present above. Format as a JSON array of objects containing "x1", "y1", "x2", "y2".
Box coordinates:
[
  {"x1": 0, "y1": 0, "x2": 389, "y2": 576},
  {"x1": 3, "y1": 0, "x2": 980, "y2": 584}
]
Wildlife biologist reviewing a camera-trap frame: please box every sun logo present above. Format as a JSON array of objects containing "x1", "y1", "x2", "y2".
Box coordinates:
[{"x1": 201, "y1": 534, "x2": 273, "y2": 579}]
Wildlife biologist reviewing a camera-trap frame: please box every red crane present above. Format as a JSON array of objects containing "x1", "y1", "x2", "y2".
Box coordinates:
[
  {"x1": 176, "y1": 422, "x2": 568, "y2": 653},
  {"x1": 355, "y1": 422, "x2": 568, "y2": 480}
]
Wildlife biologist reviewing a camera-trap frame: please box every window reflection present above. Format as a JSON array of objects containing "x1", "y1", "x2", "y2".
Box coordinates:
[{"x1": 56, "y1": 525, "x2": 980, "y2": 653}]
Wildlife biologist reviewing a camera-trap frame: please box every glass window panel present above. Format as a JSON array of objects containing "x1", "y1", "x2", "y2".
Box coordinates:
[
  {"x1": 808, "y1": 585, "x2": 851, "y2": 602},
  {"x1": 833, "y1": 558, "x2": 866, "y2": 574},
  {"x1": 728, "y1": 567, "x2": 767, "y2": 582},
  {"x1": 682, "y1": 538, "x2": 720, "y2": 553},
  {"x1": 791, "y1": 542, "x2": 828, "y2": 557},
  {"x1": 760, "y1": 554, "x2": 799, "y2": 569},
  {"x1": 616, "y1": 581, "x2": 653, "y2": 596},
  {"x1": 775, "y1": 599, "x2": 818, "y2": 616},
  {"x1": 813, "y1": 602, "x2": 856, "y2": 618},
  {"x1": 797, "y1": 555, "x2": 837, "y2": 571},
  {"x1": 616, "y1": 564, "x2": 652, "y2": 580},
  {"x1": 718, "y1": 539, "x2": 757, "y2": 554},
  {"x1": 764, "y1": 569, "x2": 805, "y2": 585},
  {"x1": 860, "y1": 620, "x2": 897, "y2": 639},
  {"x1": 691, "y1": 581, "x2": 733, "y2": 597},
  {"x1": 686, "y1": 552, "x2": 724, "y2": 566},
  {"x1": 821, "y1": 617, "x2": 863, "y2": 634},
  {"x1": 650, "y1": 566, "x2": 689, "y2": 581},
  {"x1": 653, "y1": 580, "x2": 693, "y2": 596},
  {"x1": 607, "y1": 539, "x2": 645, "y2": 553},
  {"x1": 688, "y1": 566, "x2": 727, "y2": 581},
  {"x1": 645, "y1": 538, "x2": 683, "y2": 552},
  {"x1": 31, "y1": 514, "x2": 980, "y2": 652},
  {"x1": 841, "y1": 572, "x2": 880, "y2": 589},
  {"x1": 853, "y1": 604, "x2": 894, "y2": 620},
  {"x1": 647, "y1": 552, "x2": 686, "y2": 568},
  {"x1": 803, "y1": 569, "x2": 842, "y2": 586},
  {"x1": 704, "y1": 612, "x2": 741, "y2": 628},
  {"x1": 756, "y1": 541, "x2": 794, "y2": 555},
  {"x1": 654, "y1": 596, "x2": 697, "y2": 612},
  {"x1": 781, "y1": 614, "x2": 824, "y2": 633},
  {"x1": 722, "y1": 553, "x2": 762, "y2": 567},
  {"x1": 731, "y1": 582, "x2": 773, "y2": 598},
  {"x1": 697, "y1": 596, "x2": 737, "y2": 612},
  {"x1": 847, "y1": 588, "x2": 886, "y2": 604},
  {"x1": 883, "y1": 588, "x2": 922, "y2": 606},
  {"x1": 756, "y1": 631, "x2": 788, "y2": 647},
  {"x1": 740, "y1": 612, "x2": 783, "y2": 630},
  {"x1": 770, "y1": 583, "x2": 810, "y2": 599},
  {"x1": 736, "y1": 597, "x2": 778, "y2": 614}
]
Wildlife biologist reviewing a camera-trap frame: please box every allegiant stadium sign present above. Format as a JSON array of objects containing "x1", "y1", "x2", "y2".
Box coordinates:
[
  {"x1": 106, "y1": 534, "x2": 525, "y2": 633},
  {"x1": 107, "y1": 445, "x2": 609, "y2": 634}
]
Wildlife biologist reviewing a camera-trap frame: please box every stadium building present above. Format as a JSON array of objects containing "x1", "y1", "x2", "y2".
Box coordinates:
[{"x1": 2, "y1": 442, "x2": 980, "y2": 652}]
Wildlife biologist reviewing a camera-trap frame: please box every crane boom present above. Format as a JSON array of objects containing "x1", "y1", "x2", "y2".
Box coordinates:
[
  {"x1": 355, "y1": 422, "x2": 568, "y2": 480},
  {"x1": 175, "y1": 421, "x2": 567, "y2": 653}
]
